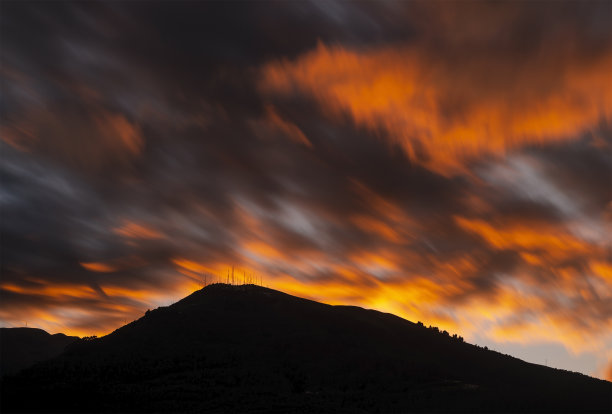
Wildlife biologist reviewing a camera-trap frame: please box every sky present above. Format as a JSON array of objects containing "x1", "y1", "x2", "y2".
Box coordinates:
[{"x1": 1, "y1": 1, "x2": 611, "y2": 380}]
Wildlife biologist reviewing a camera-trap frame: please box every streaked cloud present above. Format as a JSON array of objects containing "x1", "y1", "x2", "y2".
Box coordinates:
[
  {"x1": 113, "y1": 221, "x2": 163, "y2": 240},
  {"x1": 80, "y1": 262, "x2": 117, "y2": 273},
  {"x1": 1, "y1": 0, "x2": 610, "y2": 380},
  {"x1": 262, "y1": 43, "x2": 611, "y2": 174}
]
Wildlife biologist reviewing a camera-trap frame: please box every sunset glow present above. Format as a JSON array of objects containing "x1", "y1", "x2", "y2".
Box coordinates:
[{"x1": 1, "y1": 0, "x2": 610, "y2": 381}]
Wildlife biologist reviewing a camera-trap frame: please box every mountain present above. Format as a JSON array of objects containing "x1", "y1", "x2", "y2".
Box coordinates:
[
  {"x1": 0, "y1": 327, "x2": 78, "y2": 377},
  {"x1": 1, "y1": 284, "x2": 610, "y2": 413}
]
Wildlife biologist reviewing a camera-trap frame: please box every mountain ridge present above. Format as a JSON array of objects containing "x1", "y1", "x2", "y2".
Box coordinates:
[
  {"x1": 0, "y1": 327, "x2": 79, "y2": 377},
  {"x1": 2, "y1": 283, "x2": 610, "y2": 413}
]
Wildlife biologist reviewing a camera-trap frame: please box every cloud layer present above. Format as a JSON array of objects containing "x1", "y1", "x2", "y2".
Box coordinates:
[{"x1": 1, "y1": 1, "x2": 611, "y2": 378}]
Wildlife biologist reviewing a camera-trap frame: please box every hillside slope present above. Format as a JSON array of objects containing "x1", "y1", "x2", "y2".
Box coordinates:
[
  {"x1": 2, "y1": 284, "x2": 610, "y2": 413},
  {"x1": 0, "y1": 328, "x2": 78, "y2": 376}
]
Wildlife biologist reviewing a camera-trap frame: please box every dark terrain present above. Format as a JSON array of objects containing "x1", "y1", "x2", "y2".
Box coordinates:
[
  {"x1": 1, "y1": 284, "x2": 610, "y2": 412},
  {"x1": 0, "y1": 327, "x2": 78, "y2": 376}
]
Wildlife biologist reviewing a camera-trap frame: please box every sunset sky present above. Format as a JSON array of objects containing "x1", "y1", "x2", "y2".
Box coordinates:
[{"x1": 1, "y1": 1, "x2": 611, "y2": 380}]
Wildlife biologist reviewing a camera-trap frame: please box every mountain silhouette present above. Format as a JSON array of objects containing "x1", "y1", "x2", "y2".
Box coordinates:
[
  {"x1": 1, "y1": 284, "x2": 610, "y2": 413},
  {"x1": 0, "y1": 327, "x2": 78, "y2": 377}
]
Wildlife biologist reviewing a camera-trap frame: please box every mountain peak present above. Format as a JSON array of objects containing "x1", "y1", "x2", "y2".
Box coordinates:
[{"x1": 2, "y1": 285, "x2": 610, "y2": 413}]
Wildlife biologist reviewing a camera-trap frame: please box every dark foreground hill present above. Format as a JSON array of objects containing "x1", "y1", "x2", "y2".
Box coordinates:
[
  {"x1": 0, "y1": 327, "x2": 78, "y2": 376},
  {"x1": 1, "y1": 284, "x2": 610, "y2": 413}
]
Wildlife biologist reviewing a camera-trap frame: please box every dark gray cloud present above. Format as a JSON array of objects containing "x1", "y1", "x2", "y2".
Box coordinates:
[{"x1": 1, "y1": 0, "x2": 611, "y2": 377}]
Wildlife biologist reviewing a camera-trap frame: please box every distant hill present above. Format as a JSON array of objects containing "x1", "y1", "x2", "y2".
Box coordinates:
[
  {"x1": 0, "y1": 327, "x2": 78, "y2": 376},
  {"x1": 1, "y1": 284, "x2": 610, "y2": 413}
]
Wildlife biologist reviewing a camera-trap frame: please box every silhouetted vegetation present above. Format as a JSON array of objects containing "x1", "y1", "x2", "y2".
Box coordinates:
[
  {"x1": 1, "y1": 285, "x2": 610, "y2": 413},
  {"x1": 416, "y1": 322, "x2": 464, "y2": 344}
]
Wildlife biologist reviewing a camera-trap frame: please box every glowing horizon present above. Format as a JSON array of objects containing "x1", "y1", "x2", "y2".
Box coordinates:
[{"x1": 1, "y1": 1, "x2": 611, "y2": 381}]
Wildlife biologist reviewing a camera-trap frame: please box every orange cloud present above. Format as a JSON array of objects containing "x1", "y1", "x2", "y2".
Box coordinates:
[
  {"x1": 113, "y1": 221, "x2": 163, "y2": 239},
  {"x1": 7, "y1": 241, "x2": 611, "y2": 372},
  {"x1": 1, "y1": 103, "x2": 144, "y2": 170},
  {"x1": 262, "y1": 43, "x2": 611, "y2": 174},
  {"x1": 0, "y1": 272, "x2": 208, "y2": 338},
  {"x1": 0, "y1": 281, "x2": 99, "y2": 300},
  {"x1": 454, "y1": 216, "x2": 594, "y2": 260},
  {"x1": 267, "y1": 266, "x2": 611, "y2": 357},
  {"x1": 172, "y1": 258, "x2": 229, "y2": 276},
  {"x1": 349, "y1": 179, "x2": 416, "y2": 230},
  {"x1": 80, "y1": 262, "x2": 117, "y2": 273},
  {"x1": 243, "y1": 240, "x2": 284, "y2": 261},
  {"x1": 606, "y1": 362, "x2": 612, "y2": 382},
  {"x1": 94, "y1": 113, "x2": 143, "y2": 156},
  {"x1": 256, "y1": 105, "x2": 312, "y2": 147},
  {"x1": 489, "y1": 311, "x2": 612, "y2": 355},
  {"x1": 590, "y1": 260, "x2": 612, "y2": 283},
  {"x1": 350, "y1": 214, "x2": 402, "y2": 243}
]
